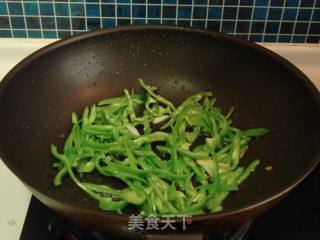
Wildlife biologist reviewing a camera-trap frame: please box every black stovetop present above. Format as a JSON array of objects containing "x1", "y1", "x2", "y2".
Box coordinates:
[{"x1": 20, "y1": 166, "x2": 320, "y2": 240}]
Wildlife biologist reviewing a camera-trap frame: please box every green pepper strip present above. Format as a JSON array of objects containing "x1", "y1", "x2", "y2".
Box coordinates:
[
  {"x1": 51, "y1": 145, "x2": 127, "y2": 212},
  {"x1": 139, "y1": 79, "x2": 176, "y2": 111},
  {"x1": 242, "y1": 128, "x2": 269, "y2": 137}
]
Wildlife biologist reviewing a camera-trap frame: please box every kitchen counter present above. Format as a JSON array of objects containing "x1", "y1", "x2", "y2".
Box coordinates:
[{"x1": 0, "y1": 39, "x2": 319, "y2": 240}]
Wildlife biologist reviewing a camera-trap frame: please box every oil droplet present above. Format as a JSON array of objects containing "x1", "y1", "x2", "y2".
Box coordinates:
[
  {"x1": 7, "y1": 220, "x2": 16, "y2": 226},
  {"x1": 181, "y1": 85, "x2": 185, "y2": 90}
]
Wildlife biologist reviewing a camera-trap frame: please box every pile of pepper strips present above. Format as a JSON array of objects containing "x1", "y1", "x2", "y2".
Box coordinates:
[{"x1": 51, "y1": 79, "x2": 268, "y2": 215}]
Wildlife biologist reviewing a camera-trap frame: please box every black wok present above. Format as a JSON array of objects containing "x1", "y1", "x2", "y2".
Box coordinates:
[{"x1": 0, "y1": 26, "x2": 319, "y2": 239}]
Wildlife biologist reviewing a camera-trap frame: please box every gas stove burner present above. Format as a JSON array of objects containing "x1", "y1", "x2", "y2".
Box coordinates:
[
  {"x1": 48, "y1": 216, "x2": 105, "y2": 240},
  {"x1": 205, "y1": 221, "x2": 252, "y2": 240},
  {"x1": 48, "y1": 215, "x2": 252, "y2": 240}
]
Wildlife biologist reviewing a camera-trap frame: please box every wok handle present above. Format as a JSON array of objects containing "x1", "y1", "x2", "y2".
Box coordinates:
[{"x1": 145, "y1": 233, "x2": 203, "y2": 240}]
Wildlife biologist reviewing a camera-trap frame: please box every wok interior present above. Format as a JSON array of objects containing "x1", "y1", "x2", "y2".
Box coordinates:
[{"x1": 0, "y1": 28, "x2": 319, "y2": 216}]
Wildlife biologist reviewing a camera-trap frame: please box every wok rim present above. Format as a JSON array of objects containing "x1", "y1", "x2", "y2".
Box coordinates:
[{"x1": 0, "y1": 25, "x2": 319, "y2": 223}]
